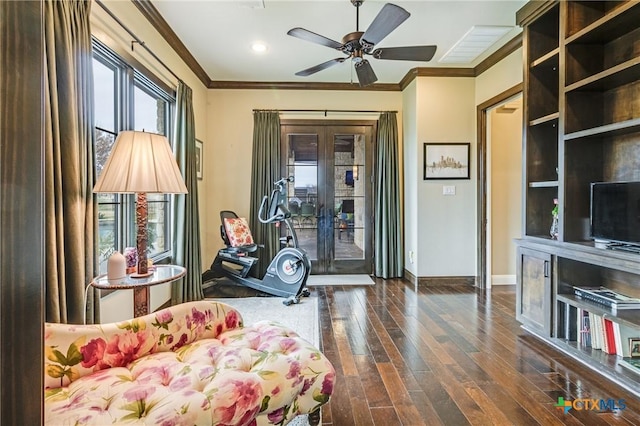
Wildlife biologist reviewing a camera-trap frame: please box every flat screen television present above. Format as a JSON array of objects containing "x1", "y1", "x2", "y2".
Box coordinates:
[{"x1": 590, "y1": 181, "x2": 640, "y2": 247}]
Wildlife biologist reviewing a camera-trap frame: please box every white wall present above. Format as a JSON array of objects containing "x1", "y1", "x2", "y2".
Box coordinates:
[
  {"x1": 203, "y1": 89, "x2": 402, "y2": 265},
  {"x1": 91, "y1": 0, "x2": 209, "y2": 321},
  {"x1": 401, "y1": 48, "x2": 524, "y2": 280},
  {"x1": 402, "y1": 80, "x2": 418, "y2": 276},
  {"x1": 475, "y1": 48, "x2": 523, "y2": 106},
  {"x1": 415, "y1": 77, "x2": 477, "y2": 277}
]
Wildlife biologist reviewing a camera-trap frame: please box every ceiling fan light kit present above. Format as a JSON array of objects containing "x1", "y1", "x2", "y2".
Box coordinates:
[{"x1": 287, "y1": 0, "x2": 437, "y2": 87}]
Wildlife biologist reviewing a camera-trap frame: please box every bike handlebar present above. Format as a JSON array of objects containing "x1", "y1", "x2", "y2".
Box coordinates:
[
  {"x1": 258, "y1": 177, "x2": 294, "y2": 224},
  {"x1": 274, "y1": 175, "x2": 294, "y2": 190}
]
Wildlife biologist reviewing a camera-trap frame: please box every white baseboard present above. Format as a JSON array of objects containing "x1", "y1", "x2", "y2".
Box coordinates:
[{"x1": 492, "y1": 274, "x2": 516, "y2": 285}]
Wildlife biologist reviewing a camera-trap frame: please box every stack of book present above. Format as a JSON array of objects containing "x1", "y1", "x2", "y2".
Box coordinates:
[
  {"x1": 574, "y1": 287, "x2": 640, "y2": 359},
  {"x1": 578, "y1": 309, "x2": 618, "y2": 354},
  {"x1": 575, "y1": 307, "x2": 640, "y2": 357},
  {"x1": 574, "y1": 287, "x2": 640, "y2": 313}
]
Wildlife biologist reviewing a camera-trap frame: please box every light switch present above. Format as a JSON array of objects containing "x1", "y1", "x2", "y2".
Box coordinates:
[{"x1": 443, "y1": 185, "x2": 456, "y2": 195}]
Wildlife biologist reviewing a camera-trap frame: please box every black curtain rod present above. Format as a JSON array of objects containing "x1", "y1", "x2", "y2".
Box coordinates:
[
  {"x1": 254, "y1": 109, "x2": 396, "y2": 116},
  {"x1": 94, "y1": 0, "x2": 181, "y2": 84}
]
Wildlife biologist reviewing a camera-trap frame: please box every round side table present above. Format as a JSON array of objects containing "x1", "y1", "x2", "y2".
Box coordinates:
[{"x1": 90, "y1": 264, "x2": 186, "y2": 318}]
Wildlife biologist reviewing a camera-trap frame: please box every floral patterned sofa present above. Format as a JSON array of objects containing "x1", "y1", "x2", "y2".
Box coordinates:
[{"x1": 44, "y1": 300, "x2": 335, "y2": 425}]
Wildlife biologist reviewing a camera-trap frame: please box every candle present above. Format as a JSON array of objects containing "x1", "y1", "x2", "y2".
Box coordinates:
[{"x1": 107, "y1": 251, "x2": 126, "y2": 282}]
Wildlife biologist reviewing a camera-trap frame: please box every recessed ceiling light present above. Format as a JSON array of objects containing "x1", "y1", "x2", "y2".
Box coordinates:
[{"x1": 251, "y1": 42, "x2": 268, "y2": 53}]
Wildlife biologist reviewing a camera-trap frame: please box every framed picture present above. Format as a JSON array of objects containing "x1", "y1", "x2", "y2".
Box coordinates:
[
  {"x1": 195, "y1": 139, "x2": 203, "y2": 180},
  {"x1": 630, "y1": 338, "x2": 640, "y2": 358},
  {"x1": 423, "y1": 142, "x2": 470, "y2": 180}
]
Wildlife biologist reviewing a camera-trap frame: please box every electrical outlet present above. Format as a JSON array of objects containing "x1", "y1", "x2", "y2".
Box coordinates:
[
  {"x1": 443, "y1": 185, "x2": 456, "y2": 195},
  {"x1": 409, "y1": 251, "x2": 415, "y2": 264}
]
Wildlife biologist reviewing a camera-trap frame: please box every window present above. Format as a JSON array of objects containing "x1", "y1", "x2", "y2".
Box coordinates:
[{"x1": 93, "y1": 39, "x2": 175, "y2": 273}]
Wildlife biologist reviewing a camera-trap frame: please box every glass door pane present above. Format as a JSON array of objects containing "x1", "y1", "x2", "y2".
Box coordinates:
[
  {"x1": 285, "y1": 133, "x2": 318, "y2": 263},
  {"x1": 333, "y1": 133, "x2": 365, "y2": 260},
  {"x1": 282, "y1": 122, "x2": 374, "y2": 275}
]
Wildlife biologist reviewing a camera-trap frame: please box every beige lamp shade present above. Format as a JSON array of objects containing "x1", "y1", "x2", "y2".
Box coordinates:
[{"x1": 94, "y1": 131, "x2": 188, "y2": 194}]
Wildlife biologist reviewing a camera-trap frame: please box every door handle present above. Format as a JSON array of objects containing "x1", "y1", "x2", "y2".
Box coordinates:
[{"x1": 543, "y1": 260, "x2": 549, "y2": 278}]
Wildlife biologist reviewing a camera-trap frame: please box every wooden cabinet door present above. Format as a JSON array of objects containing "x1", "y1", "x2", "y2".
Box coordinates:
[{"x1": 516, "y1": 247, "x2": 552, "y2": 335}]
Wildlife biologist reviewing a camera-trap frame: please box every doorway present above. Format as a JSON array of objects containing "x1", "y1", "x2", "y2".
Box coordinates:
[
  {"x1": 281, "y1": 120, "x2": 375, "y2": 274},
  {"x1": 477, "y1": 84, "x2": 523, "y2": 289}
]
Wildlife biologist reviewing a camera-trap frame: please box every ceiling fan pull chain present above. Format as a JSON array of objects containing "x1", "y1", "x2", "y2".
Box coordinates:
[{"x1": 350, "y1": 60, "x2": 354, "y2": 85}]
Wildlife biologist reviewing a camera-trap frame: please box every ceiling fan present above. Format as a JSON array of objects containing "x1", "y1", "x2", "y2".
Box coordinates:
[{"x1": 287, "y1": 0, "x2": 437, "y2": 87}]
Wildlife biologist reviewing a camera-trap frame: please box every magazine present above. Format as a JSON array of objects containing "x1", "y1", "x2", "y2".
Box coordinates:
[{"x1": 574, "y1": 287, "x2": 640, "y2": 310}]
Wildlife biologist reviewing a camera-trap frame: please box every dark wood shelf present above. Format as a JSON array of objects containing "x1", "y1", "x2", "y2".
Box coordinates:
[
  {"x1": 543, "y1": 333, "x2": 640, "y2": 398},
  {"x1": 519, "y1": 0, "x2": 640, "y2": 399},
  {"x1": 530, "y1": 48, "x2": 559, "y2": 69},
  {"x1": 565, "y1": 57, "x2": 640, "y2": 93},
  {"x1": 521, "y1": 324, "x2": 640, "y2": 399},
  {"x1": 528, "y1": 180, "x2": 558, "y2": 188},
  {"x1": 526, "y1": 2, "x2": 559, "y2": 63},
  {"x1": 556, "y1": 293, "x2": 640, "y2": 329},
  {"x1": 565, "y1": 2, "x2": 640, "y2": 45},
  {"x1": 517, "y1": 238, "x2": 640, "y2": 276},
  {"x1": 564, "y1": 118, "x2": 640, "y2": 141},
  {"x1": 521, "y1": 235, "x2": 558, "y2": 242},
  {"x1": 529, "y1": 112, "x2": 559, "y2": 127}
]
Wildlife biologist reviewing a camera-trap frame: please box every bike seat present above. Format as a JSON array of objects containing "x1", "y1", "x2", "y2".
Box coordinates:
[{"x1": 221, "y1": 214, "x2": 257, "y2": 249}]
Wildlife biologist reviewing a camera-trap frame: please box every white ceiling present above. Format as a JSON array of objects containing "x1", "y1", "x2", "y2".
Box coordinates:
[{"x1": 150, "y1": 0, "x2": 526, "y2": 85}]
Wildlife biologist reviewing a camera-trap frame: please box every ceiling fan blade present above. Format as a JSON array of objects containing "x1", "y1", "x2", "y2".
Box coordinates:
[
  {"x1": 372, "y1": 45, "x2": 437, "y2": 61},
  {"x1": 287, "y1": 27, "x2": 343, "y2": 50},
  {"x1": 354, "y1": 60, "x2": 378, "y2": 87},
  {"x1": 360, "y1": 4, "x2": 410, "y2": 50},
  {"x1": 295, "y1": 57, "x2": 347, "y2": 77}
]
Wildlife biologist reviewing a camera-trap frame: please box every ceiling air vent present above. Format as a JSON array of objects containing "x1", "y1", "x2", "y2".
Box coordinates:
[{"x1": 439, "y1": 25, "x2": 513, "y2": 64}]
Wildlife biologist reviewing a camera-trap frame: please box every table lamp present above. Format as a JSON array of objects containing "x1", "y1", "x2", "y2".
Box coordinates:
[{"x1": 93, "y1": 131, "x2": 188, "y2": 277}]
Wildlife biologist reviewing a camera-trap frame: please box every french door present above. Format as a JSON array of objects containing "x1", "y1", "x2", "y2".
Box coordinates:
[{"x1": 281, "y1": 120, "x2": 375, "y2": 274}]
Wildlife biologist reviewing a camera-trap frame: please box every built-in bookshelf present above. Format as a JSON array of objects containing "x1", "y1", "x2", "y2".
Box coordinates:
[
  {"x1": 515, "y1": 0, "x2": 640, "y2": 397},
  {"x1": 555, "y1": 291, "x2": 640, "y2": 394},
  {"x1": 522, "y1": 0, "x2": 559, "y2": 238}
]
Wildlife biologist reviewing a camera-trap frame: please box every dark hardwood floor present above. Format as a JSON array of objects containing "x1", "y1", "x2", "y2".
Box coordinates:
[{"x1": 313, "y1": 279, "x2": 640, "y2": 425}]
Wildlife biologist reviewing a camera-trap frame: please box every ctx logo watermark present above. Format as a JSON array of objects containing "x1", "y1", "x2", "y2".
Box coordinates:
[{"x1": 555, "y1": 397, "x2": 626, "y2": 413}]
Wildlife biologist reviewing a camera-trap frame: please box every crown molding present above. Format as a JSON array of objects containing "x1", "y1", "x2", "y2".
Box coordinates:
[
  {"x1": 131, "y1": 0, "x2": 210, "y2": 87},
  {"x1": 134, "y1": 0, "x2": 523, "y2": 92},
  {"x1": 397, "y1": 32, "x2": 522, "y2": 90},
  {"x1": 208, "y1": 80, "x2": 400, "y2": 91},
  {"x1": 516, "y1": 0, "x2": 557, "y2": 27},
  {"x1": 398, "y1": 67, "x2": 476, "y2": 90}
]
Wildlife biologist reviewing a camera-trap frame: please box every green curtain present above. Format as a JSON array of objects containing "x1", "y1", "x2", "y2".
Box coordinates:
[
  {"x1": 171, "y1": 82, "x2": 203, "y2": 304},
  {"x1": 44, "y1": 0, "x2": 98, "y2": 323},
  {"x1": 375, "y1": 112, "x2": 404, "y2": 278},
  {"x1": 249, "y1": 111, "x2": 281, "y2": 276}
]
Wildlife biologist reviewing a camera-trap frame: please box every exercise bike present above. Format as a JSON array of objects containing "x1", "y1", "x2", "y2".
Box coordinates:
[{"x1": 202, "y1": 177, "x2": 311, "y2": 305}]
